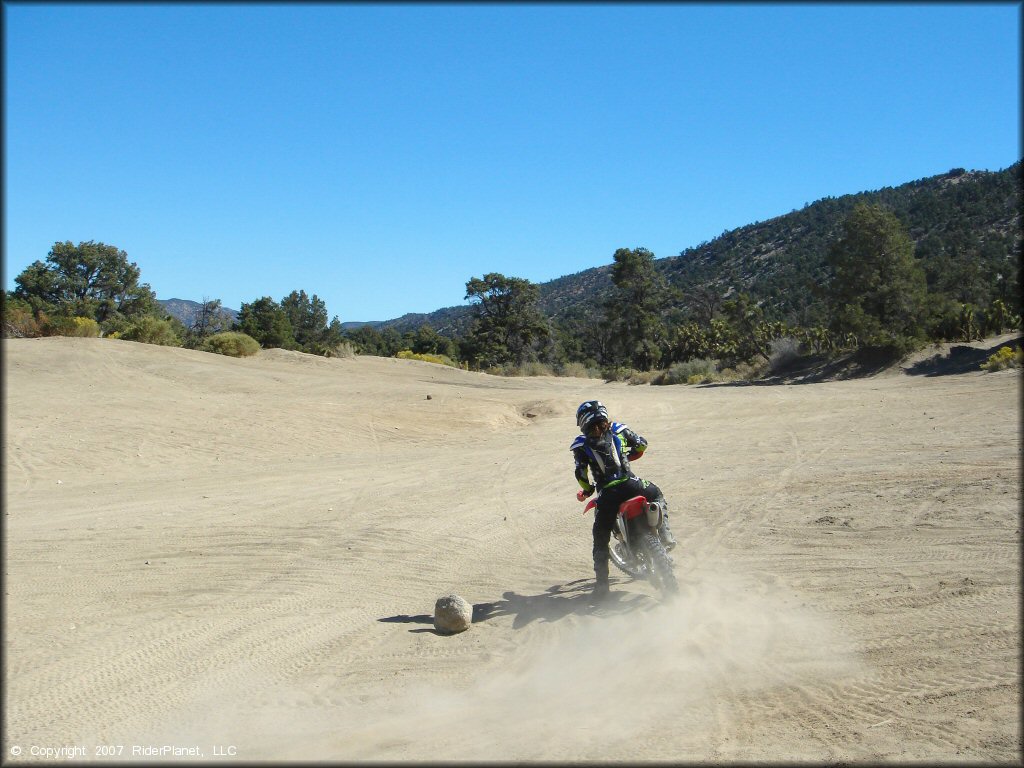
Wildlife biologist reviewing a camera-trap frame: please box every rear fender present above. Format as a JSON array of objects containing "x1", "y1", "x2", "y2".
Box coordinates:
[{"x1": 619, "y1": 495, "x2": 649, "y2": 521}]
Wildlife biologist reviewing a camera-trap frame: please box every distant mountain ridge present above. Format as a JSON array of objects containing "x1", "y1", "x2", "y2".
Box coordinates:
[
  {"x1": 158, "y1": 299, "x2": 379, "y2": 330},
  {"x1": 158, "y1": 298, "x2": 239, "y2": 327}
]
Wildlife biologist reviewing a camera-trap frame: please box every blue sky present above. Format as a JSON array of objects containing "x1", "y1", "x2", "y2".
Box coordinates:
[{"x1": 4, "y1": 3, "x2": 1020, "y2": 323}]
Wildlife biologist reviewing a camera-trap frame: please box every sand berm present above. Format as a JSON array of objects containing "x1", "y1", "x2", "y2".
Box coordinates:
[{"x1": 4, "y1": 335, "x2": 1020, "y2": 762}]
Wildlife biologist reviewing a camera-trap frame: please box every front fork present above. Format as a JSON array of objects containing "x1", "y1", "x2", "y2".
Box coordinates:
[{"x1": 614, "y1": 515, "x2": 630, "y2": 550}]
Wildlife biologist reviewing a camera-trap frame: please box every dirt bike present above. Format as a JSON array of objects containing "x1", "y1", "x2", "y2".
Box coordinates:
[{"x1": 578, "y1": 488, "x2": 679, "y2": 597}]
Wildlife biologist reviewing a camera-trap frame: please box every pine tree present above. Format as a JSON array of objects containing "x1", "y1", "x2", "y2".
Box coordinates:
[
  {"x1": 463, "y1": 273, "x2": 550, "y2": 369},
  {"x1": 825, "y1": 204, "x2": 929, "y2": 353},
  {"x1": 605, "y1": 247, "x2": 668, "y2": 370}
]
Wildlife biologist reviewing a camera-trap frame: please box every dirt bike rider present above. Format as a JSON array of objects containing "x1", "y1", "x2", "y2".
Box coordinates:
[{"x1": 572, "y1": 400, "x2": 677, "y2": 597}]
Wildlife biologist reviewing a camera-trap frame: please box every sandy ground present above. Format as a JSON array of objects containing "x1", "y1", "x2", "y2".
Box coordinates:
[{"x1": 3, "y1": 335, "x2": 1021, "y2": 763}]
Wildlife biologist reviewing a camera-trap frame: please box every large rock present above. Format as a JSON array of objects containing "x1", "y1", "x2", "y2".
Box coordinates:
[{"x1": 434, "y1": 594, "x2": 472, "y2": 634}]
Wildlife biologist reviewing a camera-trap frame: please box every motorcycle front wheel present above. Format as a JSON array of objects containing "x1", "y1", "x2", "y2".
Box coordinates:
[{"x1": 609, "y1": 539, "x2": 645, "y2": 579}]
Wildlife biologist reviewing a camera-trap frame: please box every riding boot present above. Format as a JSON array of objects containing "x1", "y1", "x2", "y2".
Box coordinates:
[
  {"x1": 592, "y1": 557, "x2": 610, "y2": 598},
  {"x1": 654, "y1": 498, "x2": 677, "y2": 551}
]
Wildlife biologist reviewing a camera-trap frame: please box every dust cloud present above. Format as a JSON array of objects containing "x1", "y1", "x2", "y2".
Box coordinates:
[{"x1": 154, "y1": 568, "x2": 860, "y2": 762}]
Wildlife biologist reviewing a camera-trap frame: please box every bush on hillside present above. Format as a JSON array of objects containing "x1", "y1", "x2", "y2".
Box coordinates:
[
  {"x1": 200, "y1": 331, "x2": 260, "y2": 357},
  {"x1": 3, "y1": 305, "x2": 44, "y2": 337},
  {"x1": 41, "y1": 315, "x2": 101, "y2": 337},
  {"x1": 70, "y1": 317, "x2": 101, "y2": 337},
  {"x1": 654, "y1": 358, "x2": 719, "y2": 385},
  {"x1": 725, "y1": 358, "x2": 769, "y2": 381},
  {"x1": 305, "y1": 340, "x2": 357, "y2": 358},
  {"x1": 554, "y1": 361, "x2": 601, "y2": 379},
  {"x1": 627, "y1": 370, "x2": 660, "y2": 385},
  {"x1": 120, "y1": 316, "x2": 182, "y2": 346},
  {"x1": 980, "y1": 345, "x2": 1023, "y2": 371},
  {"x1": 601, "y1": 365, "x2": 636, "y2": 382}
]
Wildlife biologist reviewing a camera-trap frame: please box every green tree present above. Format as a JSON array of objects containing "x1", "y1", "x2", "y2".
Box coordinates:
[
  {"x1": 120, "y1": 315, "x2": 182, "y2": 346},
  {"x1": 551, "y1": 313, "x2": 602, "y2": 369},
  {"x1": 825, "y1": 204, "x2": 929, "y2": 352},
  {"x1": 681, "y1": 285, "x2": 724, "y2": 327},
  {"x1": 235, "y1": 297, "x2": 294, "y2": 348},
  {"x1": 410, "y1": 324, "x2": 457, "y2": 359},
  {"x1": 605, "y1": 247, "x2": 668, "y2": 370},
  {"x1": 320, "y1": 317, "x2": 347, "y2": 352},
  {"x1": 378, "y1": 327, "x2": 405, "y2": 357},
  {"x1": 707, "y1": 317, "x2": 740, "y2": 360},
  {"x1": 345, "y1": 325, "x2": 385, "y2": 355},
  {"x1": 721, "y1": 293, "x2": 791, "y2": 363},
  {"x1": 11, "y1": 262, "x2": 58, "y2": 316},
  {"x1": 463, "y1": 273, "x2": 550, "y2": 369},
  {"x1": 955, "y1": 303, "x2": 983, "y2": 342},
  {"x1": 983, "y1": 298, "x2": 1015, "y2": 336},
  {"x1": 278, "y1": 290, "x2": 346, "y2": 354},
  {"x1": 13, "y1": 240, "x2": 156, "y2": 324},
  {"x1": 665, "y1": 321, "x2": 711, "y2": 363},
  {"x1": 281, "y1": 290, "x2": 327, "y2": 347}
]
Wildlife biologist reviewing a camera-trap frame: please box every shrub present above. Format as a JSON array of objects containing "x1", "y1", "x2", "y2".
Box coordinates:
[
  {"x1": 515, "y1": 361, "x2": 556, "y2": 377},
  {"x1": 120, "y1": 316, "x2": 182, "y2": 346},
  {"x1": 40, "y1": 315, "x2": 100, "y2": 337},
  {"x1": 733, "y1": 358, "x2": 769, "y2": 381},
  {"x1": 601, "y1": 366, "x2": 635, "y2": 382},
  {"x1": 980, "y1": 346, "x2": 1023, "y2": 372},
  {"x1": 627, "y1": 370, "x2": 659, "y2": 385},
  {"x1": 301, "y1": 340, "x2": 357, "y2": 358},
  {"x1": 40, "y1": 315, "x2": 75, "y2": 336},
  {"x1": 655, "y1": 358, "x2": 719, "y2": 385},
  {"x1": 70, "y1": 317, "x2": 101, "y2": 337},
  {"x1": 555, "y1": 361, "x2": 601, "y2": 379},
  {"x1": 100, "y1": 316, "x2": 132, "y2": 339},
  {"x1": 201, "y1": 331, "x2": 260, "y2": 357},
  {"x1": 396, "y1": 350, "x2": 459, "y2": 368},
  {"x1": 327, "y1": 341, "x2": 357, "y2": 359},
  {"x1": 2, "y1": 305, "x2": 43, "y2": 337}
]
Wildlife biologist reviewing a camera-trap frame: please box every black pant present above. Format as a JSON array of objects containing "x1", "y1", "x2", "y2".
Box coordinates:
[{"x1": 592, "y1": 477, "x2": 663, "y2": 582}]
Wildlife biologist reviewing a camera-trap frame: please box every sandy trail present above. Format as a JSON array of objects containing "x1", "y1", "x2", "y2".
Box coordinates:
[{"x1": 3, "y1": 336, "x2": 1020, "y2": 762}]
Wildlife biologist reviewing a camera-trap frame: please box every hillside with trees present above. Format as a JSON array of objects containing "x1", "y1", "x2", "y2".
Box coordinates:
[
  {"x1": 346, "y1": 162, "x2": 1020, "y2": 375},
  {"x1": 376, "y1": 162, "x2": 1020, "y2": 337}
]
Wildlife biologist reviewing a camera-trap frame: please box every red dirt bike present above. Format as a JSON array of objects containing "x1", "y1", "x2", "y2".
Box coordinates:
[{"x1": 578, "y1": 489, "x2": 679, "y2": 597}]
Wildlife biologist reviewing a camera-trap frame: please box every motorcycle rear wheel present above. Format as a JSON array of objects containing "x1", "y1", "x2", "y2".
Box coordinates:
[{"x1": 640, "y1": 531, "x2": 678, "y2": 597}]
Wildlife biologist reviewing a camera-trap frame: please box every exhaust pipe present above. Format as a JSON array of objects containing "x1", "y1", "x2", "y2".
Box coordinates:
[{"x1": 645, "y1": 501, "x2": 664, "y2": 529}]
